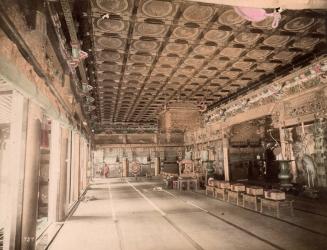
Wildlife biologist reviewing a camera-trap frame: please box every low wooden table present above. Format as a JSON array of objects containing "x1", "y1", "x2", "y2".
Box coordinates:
[
  {"x1": 214, "y1": 187, "x2": 228, "y2": 201},
  {"x1": 227, "y1": 190, "x2": 243, "y2": 206},
  {"x1": 242, "y1": 193, "x2": 261, "y2": 211},
  {"x1": 205, "y1": 185, "x2": 215, "y2": 197},
  {"x1": 259, "y1": 198, "x2": 294, "y2": 218},
  {"x1": 179, "y1": 178, "x2": 198, "y2": 191}
]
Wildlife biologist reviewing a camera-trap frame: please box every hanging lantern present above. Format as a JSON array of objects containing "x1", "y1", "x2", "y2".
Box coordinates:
[{"x1": 234, "y1": 6, "x2": 282, "y2": 28}]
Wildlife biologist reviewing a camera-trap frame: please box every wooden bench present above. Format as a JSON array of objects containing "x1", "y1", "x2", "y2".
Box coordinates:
[
  {"x1": 205, "y1": 185, "x2": 215, "y2": 197},
  {"x1": 214, "y1": 187, "x2": 228, "y2": 201},
  {"x1": 259, "y1": 198, "x2": 294, "y2": 218},
  {"x1": 241, "y1": 193, "x2": 261, "y2": 211},
  {"x1": 179, "y1": 178, "x2": 198, "y2": 191},
  {"x1": 227, "y1": 190, "x2": 243, "y2": 206}
]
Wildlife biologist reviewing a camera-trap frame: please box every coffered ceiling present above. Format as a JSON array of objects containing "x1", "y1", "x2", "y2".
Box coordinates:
[{"x1": 78, "y1": 0, "x2": 326, "y2": 132}]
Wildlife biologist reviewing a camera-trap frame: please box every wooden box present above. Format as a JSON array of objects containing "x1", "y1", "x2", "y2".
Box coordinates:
[
  {"x1": 264, "y1": 190, "x2": 286, "y2": 200},
  {"x1": 218, "y1": 181, "x2": 231, "y2": 189},
  {"x1": 246, "y1": 186, "x2": 264, "y2": 196},
  {"x1": 230, "y1": 183, "x2": 245, "y2": 192}
]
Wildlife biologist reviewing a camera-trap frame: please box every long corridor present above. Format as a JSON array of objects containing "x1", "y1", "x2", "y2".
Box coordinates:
[{"x1": 49, "y1": 179, "x2": 327, "y2": 250}]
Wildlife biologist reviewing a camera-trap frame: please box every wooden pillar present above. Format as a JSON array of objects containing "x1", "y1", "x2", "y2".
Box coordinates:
[
  {"x1": 48, "y1": 120, "x2": 61, "y2": 223},
  {"x1": 222, "y1": 129, "x2": 231, "y2": 182},
  {"x1": 75, "y1": 132, "x2": 80, "y2": 199},
  {"x1": 154, "y1": 157, "x2": 160, "y2": 176},
  {"x1": 81, "y1": 138, "x2": 87, "y2": 190},
  {"x1": 5, "y1": 92, "x2": 28, "y2": 250},
  {"x1": 79, "y1": 137, "x2": 84, "y2": 191},
  {"x1": 21, "y1": 102, "x2": 42, "y2": 250},
  {"x1": 154, "y1": 134, "x2": 158, "y2": 144},
  {"x1": 279, "y1": 126, "x2": 287, "y2": 160},
  {"x1": 122, "y1": 157, "x2": 129, "y2": 177},
  {"x1": 58, "y1": 127, "x2": 69, "y2": 221}
]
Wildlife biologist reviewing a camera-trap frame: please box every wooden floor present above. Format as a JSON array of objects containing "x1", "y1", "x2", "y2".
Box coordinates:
[{"x1": 49, "y1": 178, "x2": 327, "y2": 250}]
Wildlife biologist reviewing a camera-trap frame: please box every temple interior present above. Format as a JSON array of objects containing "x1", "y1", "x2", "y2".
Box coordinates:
[{"x1": 1, "y1": 0, "x2": 327, "y2": 249}]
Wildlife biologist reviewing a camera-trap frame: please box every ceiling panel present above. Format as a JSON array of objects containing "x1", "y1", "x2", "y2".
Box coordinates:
[{"x1": 84, "y1": 0, "x2": 327, "y2": 131}]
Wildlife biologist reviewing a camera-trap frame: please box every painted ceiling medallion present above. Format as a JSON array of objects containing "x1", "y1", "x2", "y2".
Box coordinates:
[
  {"x1": 184, "y1": 58, "x2": 204, "y2": 66},
  {"x1": 128, "y1": 64, "x2": 148, "y2": 73},
  {"x1": 263, "y1": 35, "x2": 290, "y2": 47},
  {"x1": 233, "y1": 79, "x2": 249, "y2": 86},
  {"x1": 98, "y1": 63, "x2": 121, "y2": 72},
  {"x1": 208, "y1": 60, "x2": 229, "y2": 69},
  {"x1": 99, "y1": 72, "x2": 121, "y2": 81},
  {"x1": 158, "y1": 57, "x2": 180, "y2": 65},
  {"x1": 284, "y1": 17, "x2": 315, "y2": 31},
  {"x1": 252, "y1": 16, "x2": 274, "y2": 29},
  {"x1": 130, "y1": 54, "x2": 153, "y2": 64},
  {"x1": 183, "y1": 5, "x2": 214, "y2": 22},
  {"x1": 142, "y1": 0, "x2": 173, "y2": 18},
  {"x1": 273, "y1": 51, "x2": 297, "y2": 60},
  {"x1": 200, "y1": 69, "x2": 216, "y2": 77},
  {"x1": 234, "y1": 33, "x2": 260, "y2": 44},
  {"x1": 173, "y1": 26, "x2": 199, "y2": 40},
  {"x1": 232, "y1": 61, "x2": 253, "y2": 71},
  {"x1": 97, "y1": 51, "x2": 121, "y2": 61},
  {"x1": 219, "y1": 47, "x2": 245, "y2": 58},
  {"x1": 177, "y1": 68, "x2": 195, "y2": 75},
  {"x1": 204, "y1": 30, "x2": 231, "y2": 43},
  {"x1": 211, "y1": 78, "x2": 228, "y2": 85},
  {"x1": 153, "y1": 67, "x2": 172, "y2": 75},
  {"x1": 218, "y1": 9, "x2": 245, "y2": 26},
  {"x1": 242, "y1": 71, "x2": 259, "y2": 79},
  {"x1": 96, "y1": 0, "x2": 129, "y2": 13},
  {"x1": 221, "y1": 71, "x2": 240, "y2": 79},
  {"x1": 135, "y1": 23, "x2": 166, "y2": 36},
  {"x1": 246, "y1": 50, "x2": 271, "y2": 61},
  {"x1": 96, "y1": 37, "x2": 123, "y2": 49},
  {"x1": 293, "y1": 37, "x2": 320, "y2": 49},
  {"x1": 256, "y1": 63, "x2": 280, "y2": 71},
  {"x1": 193, "y1": 45, "x2": 217, "y2": 56},
  {"x1": 125, "y1": 74, "x2": 145, "y2": 81},
  {"x1": 165, "y1": 43, "x2": 189, "y2": 53},
  {"x1": 96, "y1": 18, "x2": 125, "y2": 32},
  {"x1": 132, "y1": 40, "x2": 159, "y2": 51}
]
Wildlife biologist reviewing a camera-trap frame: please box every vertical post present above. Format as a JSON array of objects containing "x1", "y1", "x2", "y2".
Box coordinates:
[
  {"x1": 58, "y1": 127, "x2": 69, "y2": 221},
  {"x1": 75, "y1": 133, "x2": 80, "y2": 199},
  {"x1": 279, "y1": 126, "x2": 287, "y2": 160},
  {"x1": 21, "y1": 101, "x2": 42, "y2": 250},
  {"x1": 123, "y1": 134, "x2": 127, "y2": 144},
  {"x1": 5, "y1": 92, "x2": 28, "y2": 250},
  {"x1": 222, "y1": 128, "x2": 230, "y2": 182},
  {"x1": 48, "y1": 120, "x2": 61, "y2": 223},
  {"x1": 154, "y1": 157, "x2": 160, "y2": 176},
  {"x1": 79, "y1": 137, "x2": 84, "y2": 191},
  {"x1": 154, "y1": 133, "x2": 158, "y2": 144},
  {"x1": 65, "y1": 130, "x2": 72, "y2": 206},
  {"x1": 122, "y1": 157, "x2": 129, "y2": 177},
  {"x1": 81, "y1": 138, "x2": 87, "y2": 190}
]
